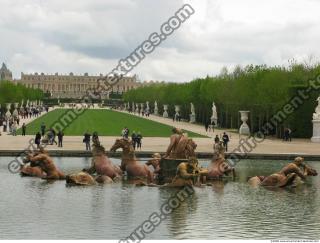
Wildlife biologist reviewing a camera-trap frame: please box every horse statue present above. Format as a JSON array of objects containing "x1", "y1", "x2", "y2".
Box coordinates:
[
  {"x1": 83, "y1": 141, "x2": 122, "y2": 180},
  {"x1": 66, "y1": 142, "x2": 122, "y2": 186},
  {"x1": 110, "y1": 138, "x2": 153, "y2": 183}
]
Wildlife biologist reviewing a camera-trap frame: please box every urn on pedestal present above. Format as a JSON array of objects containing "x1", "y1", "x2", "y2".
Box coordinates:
[{"x1": 239, "y1": 111, "x2": 250, "y2": 135}]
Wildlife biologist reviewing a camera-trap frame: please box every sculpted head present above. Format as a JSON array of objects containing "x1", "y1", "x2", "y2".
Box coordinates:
[
  {"x1": 294, "y1": 157, "x2": 304, "y2": 166},
  {"x1": 172, "y1": 127, "x2": 183, "y2": 135}
]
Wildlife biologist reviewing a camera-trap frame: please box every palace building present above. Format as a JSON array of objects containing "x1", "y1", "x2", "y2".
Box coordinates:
[
  {"x1": 2, "y1": 63, "x2": 163, "y2": 98},
  {"x1": 18, "y1": 72, "x2": 141, "y2": 98}
]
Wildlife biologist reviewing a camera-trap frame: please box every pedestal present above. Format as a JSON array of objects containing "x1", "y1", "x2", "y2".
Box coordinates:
[
  {"x1": 311, "y1": 120, "x2": 320, "y2": 142},
  {"x1": 189, "y1": 114, "x2": 196, "y2": 123}
]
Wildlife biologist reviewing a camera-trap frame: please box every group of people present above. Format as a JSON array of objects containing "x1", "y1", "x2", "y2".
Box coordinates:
[
  {"x1": 34, "y1": 122, "x2": 64, "y2": 148},
  {"x1": 204, "y1": 120, "x2": 216, "y2": 132},
  {"x1": 214, "y1": 132, "x2": 230, "y2": 152},
  {"x1": 83, "y1": 131, "x2": 99, "y2": 151},
  {"x1": 0, "y1": 105, "x2": 49, "y2": 136},
  {"x1": 120, "y1": 127, "x2": 143, "y2": 150}
]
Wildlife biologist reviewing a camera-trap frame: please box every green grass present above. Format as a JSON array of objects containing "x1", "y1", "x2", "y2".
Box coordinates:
[{"x1": 18, "y1": 109, "x2": 206, "y2": 137}]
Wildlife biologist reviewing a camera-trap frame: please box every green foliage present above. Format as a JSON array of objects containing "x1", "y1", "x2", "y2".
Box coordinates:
[
  {"x1": 0, "y1": 81, "x2": 43, "y2": 108},
  {"x1": 124, "y1": 63, "x2": 320, "y2": 138}
]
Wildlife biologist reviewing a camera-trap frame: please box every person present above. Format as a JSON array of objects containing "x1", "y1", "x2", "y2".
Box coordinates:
[
  {"x1": 288, "y1": 128, "x2": 292, "y2": 142},
  {"x1": 222, "y1": 132, "x2": 230, "y2": 152},
  {"x1": 204, "y1": 120, "x2": 209, "y2": 132},
  {"x1": 57, "y1": 130, "x2": 64, "y2": 147},
  {"x1": 214, "y1": 135, "x2": 220, "y2": 144},
  {"x1": 22, "y1": 123, "x2": 26, "y2": 136},
  {"x1": 51, "y1": 128, "x2": 57, "y2": 145},
  {"x1": 131, "y1": 131, "x2": 137, "y2": 149},
  {"x1": 92, "y1": 131, "x2": 100, "y2": 145},
  {"x1": 12, "y1": 122, "x2": 17, "y2": 136},
  {"x1": 136, "y1": 131, "x2": 142, "y2": 150},
  {"x1": 83, "y1": 131, "x2": 91, "y2": 151},
  {"x1": 35, "y1": 132, "x2": 41, "y2": 148},
  {"x1": 40, "y1": 122, "x2": 46, "y2": 137},
  {"x1": 47, "y1": 129, "x2": 54, "y2": 145}
]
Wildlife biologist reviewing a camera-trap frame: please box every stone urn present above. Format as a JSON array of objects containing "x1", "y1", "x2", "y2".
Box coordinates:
[
  {"x1": 13, "y1": 103, "x2": 19, "y2": 118},
  {"x1": 174, "y1": 105, "x2": 180, "y2": 120},
  {"x1": 163, "y1": 104, "x2": 168, "y2": 118},
  {"x1": 5, "y1": 103, "x2": 11, "y2": 120},
  {"x1": 311, "y1": 96, "x2": 320, "y2": 142},
  {"x1": 239, "y1": 111, "x2": 250, "y2": 135}
]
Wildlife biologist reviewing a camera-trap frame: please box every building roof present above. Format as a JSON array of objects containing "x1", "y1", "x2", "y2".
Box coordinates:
[{"x1": 0, "y1": 63, "x2": 8, "y2": 71}]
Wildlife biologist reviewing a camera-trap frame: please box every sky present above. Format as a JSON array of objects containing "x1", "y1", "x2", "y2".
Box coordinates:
[{"x1": 1, "y1": 0, "x2": 320, "y2": 82}]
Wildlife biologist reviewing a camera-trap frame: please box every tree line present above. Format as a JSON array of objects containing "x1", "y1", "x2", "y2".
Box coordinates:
[
  {"x1": 124, "y1": 62, "x2": 320, "y2": 138},
  {"x1": 0, "y1": 81, "x2": 43, "y2": 112}
]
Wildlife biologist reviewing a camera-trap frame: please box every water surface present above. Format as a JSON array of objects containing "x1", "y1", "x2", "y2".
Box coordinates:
[{"x1": 0, "y1": 157, "x2": 319, "y2": 240}]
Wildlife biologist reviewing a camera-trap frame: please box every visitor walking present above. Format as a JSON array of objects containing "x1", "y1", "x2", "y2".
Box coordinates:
[
  {"x1": 284, "y1": 128, "x2": 289, "y2": 141},
  {"x1": 92, "y1": 131, "x2": 100, "y2": 145},
  {"x1": 214, "y1": 135, "x2": 220, "y2": 144},
  {"x1": 51, "y1": 128, "x2": 57, "y2": 145},
  {"x1": 83, "y1": 131, "x2": 91, "y2": 151},
  {"x1": 136, "y1": 131, "x2": 142, "y2": 150},
  {"x1": 57, "y1": 130, "x2": 64, "y2": 147},
  {"x1": 205, "y1": 120, "x2": 209, "y2": 132},
  {"x1": 21, "y1": 123, "x2": 26, "y2": 136},
  {"x1": 35, "y1": 132, "x2": 41, "y2": 148},
  {"x1": 131, "y1": 131, "x2": 137, "y2": 149},
  {"x1": 288, "y1": 128, "x2": 292, "y2": 142},
  {"x1": 222, "y1": 132, "x2": 230, "y2": 152},
  {"x1": 12, "y1": 122, "x2": 17, "y2": 136},
  {"x1": 40, "y1": 122, "x2": 46, "y2": 137}
]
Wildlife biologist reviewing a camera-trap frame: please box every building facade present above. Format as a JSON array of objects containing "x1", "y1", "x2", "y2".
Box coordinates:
[
  {"x1": 1, "y1": 62, "x2": 163, "y2": 98},
  {"x1": 17, "y1": 72, "x2": 141, "y2": 98}
]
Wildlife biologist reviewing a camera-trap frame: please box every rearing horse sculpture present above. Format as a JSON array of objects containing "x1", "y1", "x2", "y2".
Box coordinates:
[
  {"x1": 110, "y1": 138, "x2": 154, "y2": 183},
  {"x1": 84, "y1": 141, "x2": 122, "y2": 180}
]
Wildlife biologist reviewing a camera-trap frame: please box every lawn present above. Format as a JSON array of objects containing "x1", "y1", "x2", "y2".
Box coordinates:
[{"x1": 19, "y1": 109, "x2": 205, "y2": 137}]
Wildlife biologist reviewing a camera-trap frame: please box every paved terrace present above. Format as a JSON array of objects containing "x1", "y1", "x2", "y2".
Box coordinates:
[{"x1": 0, "y1": 107, "x2": 319, "y2": 159}]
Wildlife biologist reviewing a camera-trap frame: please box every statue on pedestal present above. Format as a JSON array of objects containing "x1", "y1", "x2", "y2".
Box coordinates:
[
  {"x1": 311, "y1": 96, "x2": 320, "y2": 142},
  {"x1": 189, "y1": 103, "x2": 196, "y2": 123},
  {"x1": 154, "y1": 101, "x2": 159, "y2": 116},
  {"x1": 211, "y1": 102, "x2": 218, "y2": 126},
  {"x1": 163, "y1": 104, "x2": 168, "y2": 118}
]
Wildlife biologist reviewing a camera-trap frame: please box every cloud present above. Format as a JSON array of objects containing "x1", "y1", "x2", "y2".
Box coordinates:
[{"x1": 0, "y1": 0, "x2": 320, "y2": 82}]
